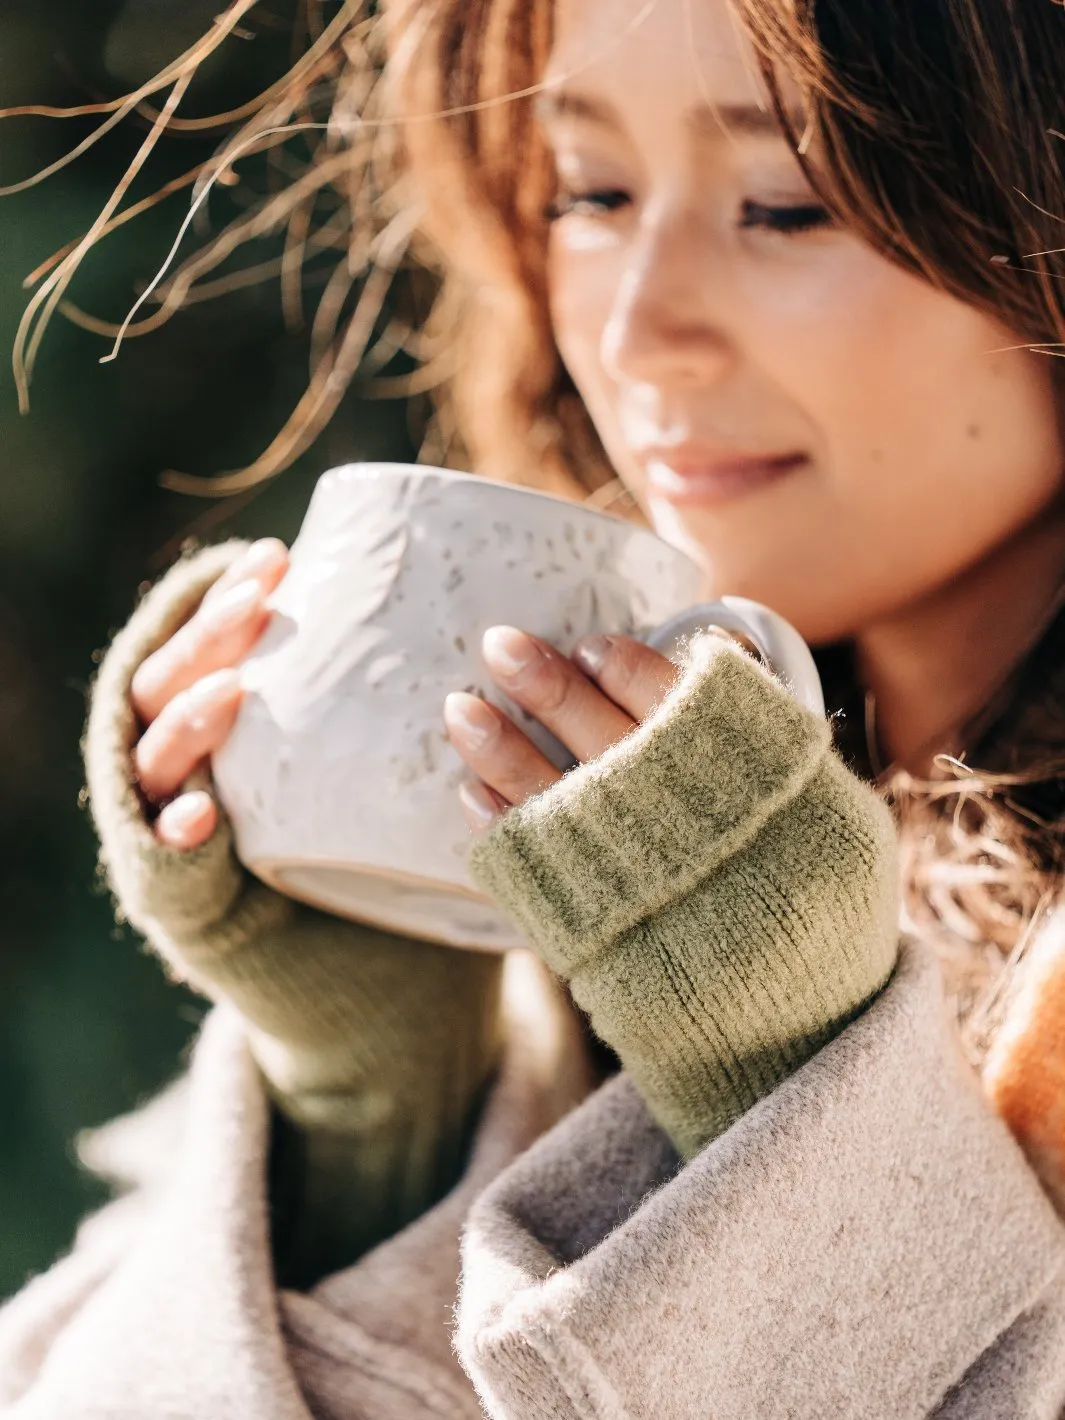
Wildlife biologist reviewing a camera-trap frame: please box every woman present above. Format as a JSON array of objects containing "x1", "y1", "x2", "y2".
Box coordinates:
[{"x1": 3, "y1": 0, "x2": 1065, "y2": 1415}]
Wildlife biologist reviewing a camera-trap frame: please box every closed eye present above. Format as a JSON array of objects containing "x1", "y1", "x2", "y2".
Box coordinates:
[
  {"x1": 546, "y1": 187, "x2": 632, "y2": 221},
  {"x1": 739, "y1": 200, "x2": 833, "y2": 235}
]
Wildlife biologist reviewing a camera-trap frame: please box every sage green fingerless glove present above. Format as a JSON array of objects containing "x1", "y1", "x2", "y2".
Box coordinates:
[
  {"x1": 84, "y1": 544, "x2": 504, "y2": 1284},
  {"x1": 470, "y1": 635, "x2": 899, "y2": 1160}
]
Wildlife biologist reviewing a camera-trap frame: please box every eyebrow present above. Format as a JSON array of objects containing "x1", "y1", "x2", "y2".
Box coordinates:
[{"x1": 535, "y1": 89, "x2": 797, "y2": 141}]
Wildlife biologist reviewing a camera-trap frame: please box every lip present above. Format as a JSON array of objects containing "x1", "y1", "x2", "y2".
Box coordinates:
[{"x1": 641, "y1": 447, "x2": 808, "y2": 506}]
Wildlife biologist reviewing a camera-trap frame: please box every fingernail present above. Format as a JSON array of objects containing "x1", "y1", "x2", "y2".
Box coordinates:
[
  {"x1": 458, "y1": 780, "x2": 505, "y2": 832},
  {"x1": 157, "y1": 791, "x2": 213, "y2": 843},
  {"x1": 201, "y1": 579, "x2": 262, "y2": 633},
  {"x1": 444, "y1": 691, "x2": 500, "y2": 750},
  {"x1": 482, "y1": 626, "x2": 543, "y2": 682},
  {"x1": 572, "y1": 635, "x2": 612, "y2": 677}
]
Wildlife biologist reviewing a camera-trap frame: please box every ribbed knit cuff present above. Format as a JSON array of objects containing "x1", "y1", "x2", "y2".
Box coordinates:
[
  {"x1": 470, "y1": 637, "x2": 899, "y2": 1160},
  {"x1": 83, "y1": 539, "x2": 330, "y2": 1001},
  {"x1": 469, "y1": 637, "x2": 832, "y2": 974},
  {"x1": 83, "y1": 539, "x2": 276, "y2": 972}
]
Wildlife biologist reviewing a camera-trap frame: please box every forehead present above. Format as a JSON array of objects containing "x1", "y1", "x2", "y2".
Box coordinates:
[{"x1": 546, "y1": 0, "x2": 768, "y2": 111}]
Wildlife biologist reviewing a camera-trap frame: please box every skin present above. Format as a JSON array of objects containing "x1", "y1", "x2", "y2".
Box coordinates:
[{"x1": 138, "y1": 0, "x2": 1065, "y2": 848}]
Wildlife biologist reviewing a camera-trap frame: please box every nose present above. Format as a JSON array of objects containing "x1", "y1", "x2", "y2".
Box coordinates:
[{"x1": 599, "y1": 207, "x2": 734, "y2": 388}]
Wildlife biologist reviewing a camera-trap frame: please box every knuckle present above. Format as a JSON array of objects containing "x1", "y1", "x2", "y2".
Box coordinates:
[
  {"x1": 603, "y1": 636, "x2": 640, "y2": 693},
  {"x1": 154, "y1": 695, "x2": 189, "y2": 745},
  {"x1": 130, "y1": 650, "x2": 170, "y2": 720},
  {"x1": 131, "y1": 630, "x2": 199, "y2": 720},
  {"x1": 480, "y1": 726, "x2": 544, "y2": 799},
  {"x1": 153, "y1": 690, "x2": 209, "y2": 757},
  {"x1": 188, "y1": 622, "x2": 233, "y2": 670},
  {"x1": 194, "y1": 595, "x2": 270, "y2": 664},
  {"x1": 129, "y1": 661, "x2": 155, "y2": 719},
  {"x1": 159, "y1": 681, "x2": 196, "y2": 729},
  {"x1": 171, "y1": 685, "x2": 223, "y2": 742},
  {"x1": 628, "y1": 637, "x2": 669, "y2": 678},
  {"x1": 601, "y1": 637, "x2": 676, "y2": 715},
  {"x1": 480, "y1": 717, "x2": 522, "y2": 774},
  {"x1": 531, "y1": 654, "x2": 574, "y2": 714}
]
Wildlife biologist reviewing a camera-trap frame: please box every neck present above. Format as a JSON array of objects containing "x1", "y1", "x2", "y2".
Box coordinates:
[{"x1": 854, "y1": 508, "x2": 1065, "y2": 774}]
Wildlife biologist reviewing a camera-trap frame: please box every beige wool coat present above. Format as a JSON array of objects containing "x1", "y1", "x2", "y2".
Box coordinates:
[{"x1": 3, "y1": 932, "x2": 1065, "y2": 1419}]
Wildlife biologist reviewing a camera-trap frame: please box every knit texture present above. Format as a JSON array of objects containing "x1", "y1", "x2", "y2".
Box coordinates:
[
  {"x1": 83, "y1": 542, "x2": 505, "y2": 1284},
  {"x1": 470, "y1": 635, "x2": 901, "y2": 1159}
]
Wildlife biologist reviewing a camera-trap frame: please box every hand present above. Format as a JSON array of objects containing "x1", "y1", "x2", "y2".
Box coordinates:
[
  {"x1": 130, "y1": 538, "x2": 289, "y2": 850},
  {"x1": 444, "y1": 627, "x2": 681, "y2": 831}
]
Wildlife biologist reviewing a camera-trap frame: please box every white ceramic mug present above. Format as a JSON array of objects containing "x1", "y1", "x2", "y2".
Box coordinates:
[{"x1": 212, "y1": 463, "x2": 824, "y2": 951}]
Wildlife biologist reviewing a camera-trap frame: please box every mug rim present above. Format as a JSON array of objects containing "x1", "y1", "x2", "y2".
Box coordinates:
[{"x1": 320, "y1": 460, "x2": 702, "y2": 568}]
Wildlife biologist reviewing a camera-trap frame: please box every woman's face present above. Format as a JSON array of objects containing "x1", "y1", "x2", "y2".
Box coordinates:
[{"x1": 541, "y1": 0, "x2": 1064, "y2": 644}]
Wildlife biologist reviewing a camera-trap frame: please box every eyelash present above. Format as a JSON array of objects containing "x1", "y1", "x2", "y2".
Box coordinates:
[
  {"x1": 546, "y1": 189, "x2": 833, "y2": 236},
  {"x1": 738, "y1": 200, "x2": 833, "y2": 235},
  {"x1": 545, "y1": 188, "x2": 630, "y2": 221}
]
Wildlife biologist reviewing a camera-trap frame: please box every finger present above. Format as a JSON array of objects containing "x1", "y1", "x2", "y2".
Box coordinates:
[
  {"x1": 199, "y1": 537, "x2": 289, "y2": 610},
  {"x1": 444, "y1": 692, "x2": 563, "y2": 807},
  {"x1": 135, "y1": 669, "x2": 243, "y2": 802},
  {"x1": 155, "y1": 790, "x2": 218, "y2": 850},
  {"x1": 458, "y1": 780, "x2": 508, "y2": 835},
  {"x1": 131, "y1": 539, "x2": 288, "y2": 725},
  {"x1": 570, "y1": 635, "x2": 680, "y2": 720},
  {"x1": 480, "y1": 626, "x2": 635, "y2": 760},
  {"x1": 132, "y1": 581, "x2": 265, "y2": 727}
]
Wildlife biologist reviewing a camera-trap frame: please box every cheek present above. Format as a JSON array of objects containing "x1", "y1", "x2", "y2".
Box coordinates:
[
  {"x1": 769, "y1": 257, "x2": 1063, "y2": 544},
  {"x1": 707, "y1": 255, "x2": 1064, "y2": 629},
  {"x1": 547, "y1": 236, "x2": 626, "y2": 439}
]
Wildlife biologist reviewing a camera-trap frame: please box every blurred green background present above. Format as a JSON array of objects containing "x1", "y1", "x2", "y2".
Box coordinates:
[{"x1": 0, "y1": 2, "x2": 416, "y2": 1297}]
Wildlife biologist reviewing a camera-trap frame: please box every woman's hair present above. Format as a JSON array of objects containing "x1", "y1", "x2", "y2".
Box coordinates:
[{"x1": 10, "y1": 0, "x2": 1065, "y2": 1056}]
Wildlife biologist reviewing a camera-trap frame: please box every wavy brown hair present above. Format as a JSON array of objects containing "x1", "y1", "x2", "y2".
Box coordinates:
[{"x1": 8, "y1": 0, "x2": 1065, "y2": 1062}]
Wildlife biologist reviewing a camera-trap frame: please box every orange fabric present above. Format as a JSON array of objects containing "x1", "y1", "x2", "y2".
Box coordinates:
[{"x1": 985, "y1": 915, "x2": 1065, "y2": 1213}]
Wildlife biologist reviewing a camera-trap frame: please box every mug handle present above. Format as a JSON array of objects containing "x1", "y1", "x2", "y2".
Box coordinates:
[{"x1": 643, "y1": 596, "x2": 826, "y2": 719}]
